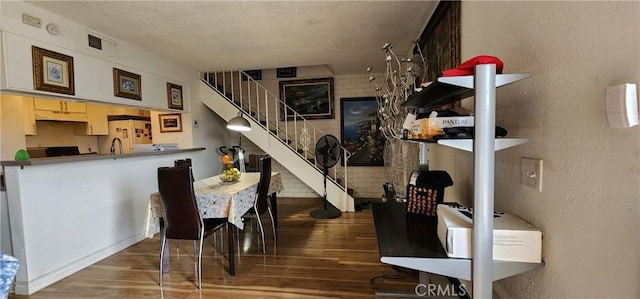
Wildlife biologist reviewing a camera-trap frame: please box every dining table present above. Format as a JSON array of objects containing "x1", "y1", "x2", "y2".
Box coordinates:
[{"x1": 145, "y1": 172, "x2": 284, "y2": 276}]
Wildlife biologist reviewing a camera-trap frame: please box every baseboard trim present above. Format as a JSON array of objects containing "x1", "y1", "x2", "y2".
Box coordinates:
[{"x1": 14, "y1": 233, "x2": 144, "y2": 295}]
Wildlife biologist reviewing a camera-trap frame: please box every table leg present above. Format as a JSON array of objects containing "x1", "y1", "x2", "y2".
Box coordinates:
[
  {"x1": 227, "y1": 222, "x2": 235, "y2": 276},
  {"x1": 270, "y1": 192, "x2": 278, "y2": 230}
]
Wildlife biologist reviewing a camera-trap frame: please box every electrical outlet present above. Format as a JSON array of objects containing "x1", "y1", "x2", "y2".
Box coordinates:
[
  {"x1": 22, "y1": 13, "x2": 42, "y2": 28},
  {"x1": 521, "y1": 157, "x2": 543, "y2": 192}
]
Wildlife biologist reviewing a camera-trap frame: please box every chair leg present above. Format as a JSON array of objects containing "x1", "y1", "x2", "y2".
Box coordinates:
[
  {"x1": 192, "y1": 241, "x2": 198, "y2": 286},
  {"x1": 255, "y1": 214, "x2": 266, "y2": 254},
  {"x1": 267, "y1": 206, "x2": 277, "y2": 245},
  {"x1": 159, "y1": 233, "x2": 167, "y2": 286},
  {"x1": 197, "y1": 236, "x2": 204, "y2": 289}
]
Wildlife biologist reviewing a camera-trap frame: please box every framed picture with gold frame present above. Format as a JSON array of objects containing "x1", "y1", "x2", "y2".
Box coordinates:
[
  {"x1": 166, "y1": 83, "x2": 183, "y2": 110},
  {"x1": 32, "y1": 46, "x2": 75, "y2": 95},
  {"x1": 113, "y1": 68, "x2": 142, "y2": 100},
  {"x1": 159, "y1": 113, "x2": 183, "y2": 133}
]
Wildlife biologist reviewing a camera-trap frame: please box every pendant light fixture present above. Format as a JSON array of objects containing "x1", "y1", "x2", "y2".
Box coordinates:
[{"x1": 226, "y1": 111, "x2": 251, "y2": 132}]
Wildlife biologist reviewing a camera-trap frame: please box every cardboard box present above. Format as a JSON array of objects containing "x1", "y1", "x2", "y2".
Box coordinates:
[
  {"x1": 409, "y1": 116, "x2": 474, "y2": 139},
  {"x1": 436, "y1": 204, "x2": 542, "y2": 263}
]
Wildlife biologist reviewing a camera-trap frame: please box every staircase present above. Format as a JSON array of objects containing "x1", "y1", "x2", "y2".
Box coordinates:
[{"x1": 198, "y1": 70, "x2": 355, "y2": 212}]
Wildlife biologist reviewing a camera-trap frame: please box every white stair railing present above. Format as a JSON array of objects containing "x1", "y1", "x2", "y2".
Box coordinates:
[{"x1": 201, "y1": 70, "x2": 355, "y2": 198}]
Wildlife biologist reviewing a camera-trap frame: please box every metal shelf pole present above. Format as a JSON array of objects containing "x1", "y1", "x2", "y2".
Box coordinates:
[{"x1": 473, "y1": 64, "x2": 497, "y2": 298}]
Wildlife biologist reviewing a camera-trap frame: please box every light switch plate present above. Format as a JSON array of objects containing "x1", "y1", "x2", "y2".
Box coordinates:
[{"x1": 521, "y1": 157, "x2": 543, "y2": 192}]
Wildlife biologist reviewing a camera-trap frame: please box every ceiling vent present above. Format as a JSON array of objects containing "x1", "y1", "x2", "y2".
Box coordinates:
[{"x1": 86, "y1": 30, "x2": 118, "y2": 58}]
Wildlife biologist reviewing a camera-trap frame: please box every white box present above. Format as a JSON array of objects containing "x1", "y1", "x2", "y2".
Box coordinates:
[{"x1": 436, "y1": 205, "x2": 542, "y2": 263}]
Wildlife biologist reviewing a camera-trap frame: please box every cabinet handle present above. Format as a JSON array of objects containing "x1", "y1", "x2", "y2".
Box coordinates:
[
  {"x1": 33, "y1": 123, "x2": 36, "y2": 133},
  {"x1": 64, "y1": 102, "x2": 68, "y2": 111},
  {"x1": 60, "y1": 101, "x2": 64, "y2": 111},
  {"x1": 90, "y1": 125, "x2": 93, "y2": 134}
]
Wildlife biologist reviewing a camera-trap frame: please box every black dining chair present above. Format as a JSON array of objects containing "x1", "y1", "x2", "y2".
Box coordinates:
[
  {"x1": 242, "y1": 156, "x2": 276, "y2": 253},
  {"x1": 246, "y1": 154, "x2": 267, "y2": 172},
  {"x1": 157, "y1": 166, "x2": 226, "y2": 288},
  {"x1": 174, "y1": 158, "x2": 192, "y2": 167}
]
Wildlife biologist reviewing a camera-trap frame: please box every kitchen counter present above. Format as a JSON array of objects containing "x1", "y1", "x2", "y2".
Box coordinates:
[
  {"x1": 2, "y1": 146, "x2": 212, "y2": 295},
  {"x1": 1, "y1": 147, "x2": 206, "y2": 167}
]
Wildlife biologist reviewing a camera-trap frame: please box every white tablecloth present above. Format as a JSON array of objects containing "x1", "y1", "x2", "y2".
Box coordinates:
[{"x1": 145, "y1": 172, "x2": 284, "y2": 238}]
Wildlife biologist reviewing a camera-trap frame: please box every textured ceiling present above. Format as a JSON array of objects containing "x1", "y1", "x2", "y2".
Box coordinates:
[{"x1": 27, "y1": 1, "x2": 437, "y2": 75}]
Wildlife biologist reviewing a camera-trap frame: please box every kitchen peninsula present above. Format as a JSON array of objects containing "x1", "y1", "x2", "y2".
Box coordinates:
[{"x1": 2, "y1": 146, "x2": 206, "y2": 295}]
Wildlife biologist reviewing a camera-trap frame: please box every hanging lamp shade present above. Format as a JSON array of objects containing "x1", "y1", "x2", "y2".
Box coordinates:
[{"x1": 226, "y1": 111, "x2": 251, "y2": 132}]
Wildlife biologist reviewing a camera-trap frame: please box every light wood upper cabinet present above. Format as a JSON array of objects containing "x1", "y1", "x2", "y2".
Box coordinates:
[
  {"x1": 74, "y1": 104, "x2": 109, "y2": 135},
  {"x1": 33, "y1": 98, "x2": 87, "y2": 113},
  {"x1": 23, "y1": 97, "x2": 36, "y2": 135},
  {"x1": 32, "y1": 98, "x2": 88, "y2": 122}
]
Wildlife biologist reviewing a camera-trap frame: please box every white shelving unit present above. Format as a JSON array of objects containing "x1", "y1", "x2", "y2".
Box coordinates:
[{"x1": 400, "y1": 64, "x2": 541, "y2": 298}]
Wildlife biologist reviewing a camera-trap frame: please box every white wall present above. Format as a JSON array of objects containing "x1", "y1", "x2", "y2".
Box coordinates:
[
  {"x1": 0, "y1": 2, "x2": 190, "y2": 111},
  {"x1": 430, "y1": 2, "x2": 639, "y2": 298}
]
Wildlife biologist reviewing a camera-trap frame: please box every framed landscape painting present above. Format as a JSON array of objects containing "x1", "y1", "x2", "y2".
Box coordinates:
[
  {"x1": 340, "y1": 97, "x2": 384, "y2": 166},
  {"x1": 279, "y1": 77, "x2": 334, "y2": 120}
]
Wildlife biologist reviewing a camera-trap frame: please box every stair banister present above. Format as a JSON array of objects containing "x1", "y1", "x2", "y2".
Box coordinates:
[{"x1": 200, "y1": 70, "x2": 357, "y2": 204}]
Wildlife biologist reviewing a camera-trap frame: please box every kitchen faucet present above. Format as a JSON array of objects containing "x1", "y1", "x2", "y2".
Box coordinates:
[{"x1": 110, "y1": 138, "x2": 123, "y2": 155}]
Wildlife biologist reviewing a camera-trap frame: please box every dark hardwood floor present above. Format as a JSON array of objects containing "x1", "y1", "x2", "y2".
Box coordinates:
[{"x1": 9, "y1": 198, "x2": 438, "y2": 299}]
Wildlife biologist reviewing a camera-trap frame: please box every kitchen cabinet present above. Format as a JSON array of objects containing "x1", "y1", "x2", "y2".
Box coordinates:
[
  {"x1": 33, "y1": 98, "x2": 88, "y2": 122},
  {"x1": 33, "y1": 98, "x2": 87, "y2": 113},
  {"x1": 23, "y1": 97, "x2": 36, "y2": 135},
  {"x1": 74, "y1": 104, "x2": 109, "y2": 135}
]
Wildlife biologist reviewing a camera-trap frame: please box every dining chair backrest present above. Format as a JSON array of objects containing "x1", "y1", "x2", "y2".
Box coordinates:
[
  {"x1": 174, "y1": 158, "x2": 195, "y2": 181},
  {"x1": 157, "y1": 166, "x2": 202, "y2": 240},
  {"x1": 174, "y1": 158, "x2": 192, "y2": 167},
  {"x1": 255, "y1": 156, "x2": 272, "y2": 216}
]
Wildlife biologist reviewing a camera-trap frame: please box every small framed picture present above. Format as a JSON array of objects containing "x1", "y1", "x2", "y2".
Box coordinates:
[
  {"x1": 31, "y1": 46, "x2": 75, "y2": 95},
  {"x1": 113, "y1": 68, "x2": 142, "y2": 100},
  {"x1": 276, "y1": 67, "x2": 297, "y2": 78},
  {"x1": 159, "y1": 113, "x2": 183, "y2": 133},
  {"x1": 166, "y1": 82, "x2": 183, "y2": 110},
  {"x1": 242, "y1": 69, "x2": 262, "y2": 81}
]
